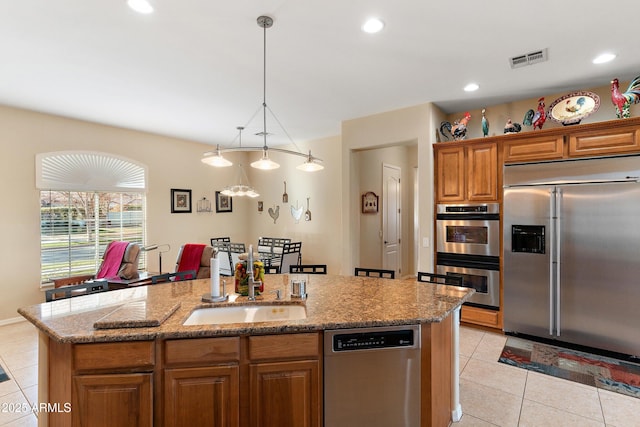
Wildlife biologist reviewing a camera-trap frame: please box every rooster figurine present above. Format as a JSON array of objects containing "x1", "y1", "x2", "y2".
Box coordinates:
[
  {"x1": 523, "y1": 97, "x2": 546, "y2": 130},
  {"x1": 440, "y1": 112, "x2": 471, "y2": 141},
  {"x1": 611, "y1": 76, "x2": 640, "y2": 119}
]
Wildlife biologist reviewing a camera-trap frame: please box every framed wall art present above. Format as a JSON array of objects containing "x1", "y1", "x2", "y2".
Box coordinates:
[
  {"x1": 215, "y1": 191, "x2": 233, "y2": 213},
  {"x1": 171, "y1": 189, "x2": 192, "y2": 213},
  {"x1": 361, "y1": 191, "x2": 378, "y2": 214}
]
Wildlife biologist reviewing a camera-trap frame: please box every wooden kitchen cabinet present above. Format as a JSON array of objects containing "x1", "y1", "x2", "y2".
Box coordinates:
[
  {"x1": 569, "y1": 124, "x2": 640, "y2": 157},
  {"x1": 47, "y1": 339, "x2": 156, "y2": 426},
  {"x1": 73, "y1": 373, "x2": 153, "y2": 427},
  {"x1": 435, "y1": 145, "x2": 465, "y2": 202},
  {"x1": 247, "y1": 333, "x2": 322, "y2": 427},
  {"x1": 435, "y1": 141, "x2": 498, "y2": 202},
  {"x1": 503, "y1": 134, "x2": 565, "y2": 163},
  {"x1": 161, "y1": 337, "x2": 240, "y2": 427},
  {"x1": 163, "y1": 366, "x2": 239, "y2": 427}
]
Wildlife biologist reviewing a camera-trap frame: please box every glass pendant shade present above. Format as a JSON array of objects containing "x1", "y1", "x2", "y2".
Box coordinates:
[
  {"x1": 296, "y1": 150, "x2": 324, "y2": 172},
  {"x1": 250, "y1": 150, "x2": 280, "y2": 170},
  {"x1": 201, "y1": 145, "x2": 232, "y2": 167},
  {"x1": 221, "y1": 164, "x2": 259, "y2": 197}
]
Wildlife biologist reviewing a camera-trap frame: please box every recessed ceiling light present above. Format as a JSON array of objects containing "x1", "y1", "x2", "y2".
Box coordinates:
[
  {"x1": 464, "y1": 83, "x2": 479, "y2": 92},
  {"x1": 592, "y1": 53, "x2": 616, "y2": 64},
  {"x1": 362, "y1": 18, "x2": 384, "y2": 34},
  {"x1": 127, "y1": 0, "x2": 154, "y2": 14}
]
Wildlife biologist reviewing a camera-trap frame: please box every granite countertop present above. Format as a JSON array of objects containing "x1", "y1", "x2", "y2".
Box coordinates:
[{"x1": 18, "y1": 274, "x2": 474, "y2": 343}]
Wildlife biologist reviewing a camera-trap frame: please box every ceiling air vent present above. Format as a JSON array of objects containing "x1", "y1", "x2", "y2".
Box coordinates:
[{"x1": 510, "y1": 48, "x2": 548, "y2": 69}]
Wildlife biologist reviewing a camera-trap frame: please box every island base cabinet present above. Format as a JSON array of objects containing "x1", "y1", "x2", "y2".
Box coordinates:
[
  {"x1": 249, "y1": 360, "x2": 320, "y2": 427},
  {"x1": 163, "y1": 366, "x2": 239, "y2": 427},
  {"x1": 72, "y1": 373, "x2": 152, "y2": 427}
]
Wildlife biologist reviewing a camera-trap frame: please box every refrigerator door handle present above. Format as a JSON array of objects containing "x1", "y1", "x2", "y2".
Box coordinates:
[
  {"x1": 555, "y1": 189, "x2": 562, "y2": 337},
  {"x1": 549, "y1": 189, "x2": 555, "y2": 336}
]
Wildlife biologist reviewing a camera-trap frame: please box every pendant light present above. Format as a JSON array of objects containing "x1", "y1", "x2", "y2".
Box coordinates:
[
  {"x1": 220, "y1": 127, "x2": 259, "y2": 198},
  {"x1": 201, "y1": 15, "x2": 324, "y2": 172}
]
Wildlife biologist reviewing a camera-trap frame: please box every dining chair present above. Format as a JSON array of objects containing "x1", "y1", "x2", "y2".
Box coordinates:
[
  {"x1": 45, "y1": 280, "x2": 109, "y2": 302},
  {"x1": 210, "y1": 237, "x2": 231, "y2": 245},
  {"x1": 290, "y1": 264, "x2": 327, "y2": 274},
  {"x1": 417, "y1": 272, "x2": 463, "y2": 286},
  {"x1": 228, "y1": 242, "x2": 246, "y2": 270},
  {"x1": 275, "y1": 242, "x2": 302, "y2": 275},
  {"x1": 354, "y1": 267, "x2": 395, "y2": 279}
]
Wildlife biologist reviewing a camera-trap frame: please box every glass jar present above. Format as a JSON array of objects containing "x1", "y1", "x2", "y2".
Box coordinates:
[{"x1": 234, "y1": 260, "x2": 265, "y2": 295}]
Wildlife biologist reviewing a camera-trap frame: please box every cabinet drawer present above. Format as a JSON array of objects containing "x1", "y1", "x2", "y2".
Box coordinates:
[
  {"x1": 503, "y1": 135, "x2": 564, "y2": 162},
  {"x1": 73, "y1": 341, "x2": 155, "y2": 372},
  {"x1": 569, "y1": 127, "x2": 640, "y2": 157},
  {"x1": 164, "y1": 337, "x2": 240, "y2": 366},
  {"x1": 461, "y1": 306, "x2": 501, "y2": 329},
  {"x1": 248, "y1": 333, "x2": 320, "y2": 361}
]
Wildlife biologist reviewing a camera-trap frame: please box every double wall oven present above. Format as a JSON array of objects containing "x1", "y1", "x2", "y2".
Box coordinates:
[{"x1": 435, "y1": 203, "x2": 500, "y2": 310}]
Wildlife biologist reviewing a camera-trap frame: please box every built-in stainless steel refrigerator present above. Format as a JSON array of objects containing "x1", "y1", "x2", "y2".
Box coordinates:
[{"x1": 503, "y1": 155, "x2": 640, "y2": 356}]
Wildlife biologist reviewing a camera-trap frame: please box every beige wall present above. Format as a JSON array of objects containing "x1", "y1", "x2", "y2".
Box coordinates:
[
  {"x1": 0, "y1": 105, "x2": 342, "y2": 321},
  {"x1": 355, "y1": 145, "x2": 417, "y2": 276},
  {"x1": 341, "y1": 103, "x2": 438, "y2": 278}
]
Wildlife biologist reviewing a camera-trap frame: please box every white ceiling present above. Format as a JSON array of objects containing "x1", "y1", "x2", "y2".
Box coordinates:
[{"x1": 1, "y1": 1, "x2": 638, "y2": 148}]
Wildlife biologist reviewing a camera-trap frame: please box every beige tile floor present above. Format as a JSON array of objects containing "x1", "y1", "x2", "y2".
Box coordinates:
[{"x1": 1, "y1": 320, "x2": 640, "y2": 426}]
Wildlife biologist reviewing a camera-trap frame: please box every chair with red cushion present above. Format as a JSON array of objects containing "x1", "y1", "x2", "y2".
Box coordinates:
[{"x1": 52, "y1": 241, "x2": 140, "y2": 288}]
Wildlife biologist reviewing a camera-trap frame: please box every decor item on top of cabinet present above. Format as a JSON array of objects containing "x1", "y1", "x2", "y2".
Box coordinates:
[
  {"x1": 171, "y1": 189, "x2": 192, "y2": 213},
  {"x1": 291, "y1": 201, "x2": 304, "y2": 223},
  {"x1": 305, "y1": 197, "x2": 311, "y2": 221},
  {"x1": 439, "y1": 112, "x2": 471, "y2": 141},
  {"x1": 611, "y1": 76, "x2": 640, "y2": 119},
  {"x1": 481, "y1": 108, "x2": 489, "y2": 137},
  {"x1": 268, "y1": 205, "x2": 280, "y2": 224},
  {"x1": 362, "y1": 191, "x2": 379, "y2": 214},
  {"x1": 282, "y1": 181, "x2": 288, "y2": 203},
  {"x1": 215, "y1": 191, "x2": 232, "y2": 213},
  {"x1": 548, "y1": 91, "x2": 600, "y2": 125},
  {"x1": 523, "y1": 97, "x2": 547, "y2": 130},
  {"x1": 504, "y1": 119, "x2": 522, "y2": 134}
]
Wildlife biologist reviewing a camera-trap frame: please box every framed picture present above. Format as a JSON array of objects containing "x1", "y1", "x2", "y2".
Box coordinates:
[
  {"x1": 215, "y1": 191, "x2": 233, "y2": 213},
  {"x1": 361, "y1": 191, "x2": 378, "y2": 214},
  {"x1": 171, "y1": 189, "x2": 192, "y2": 213}
]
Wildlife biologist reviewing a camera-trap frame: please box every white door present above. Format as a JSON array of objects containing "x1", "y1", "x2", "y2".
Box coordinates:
[{"x1": 382, "y1": 164, "x2": 401, "y2": 276}]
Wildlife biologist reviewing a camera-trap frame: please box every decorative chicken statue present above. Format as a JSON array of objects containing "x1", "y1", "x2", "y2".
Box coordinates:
[
  {"x1": 481, "y1": 109, "x2": 489, "y2": 137},
  {"x1": 440, "y1": 112, "x2": 471, "y2": 141},
  {"x1": 611, "y1": 76, "x2": 640, "y2": 119},
  {"x1": 523, "y1": 97, "x2": 546, "y2": 130},
  {"x1": 504, "y1": 119, "x2": 522, "y2": 134}
]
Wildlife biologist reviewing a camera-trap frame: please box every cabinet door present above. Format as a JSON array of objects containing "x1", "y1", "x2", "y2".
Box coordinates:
[
  {"x1": 73, "y1": 373, "x2": 152, "y2": 427},
  {"x1": 436, "y1": 146, "x2": 465, "y2": 202},
  {"x1": 164, "y1": 366, "x2": 239, "y2": 427},
  {"x1": 467, "y1": 142, "x2": 498, "y2": 201},
  {"x1": 503, "y1": 135, "x2": 564, "y2": 163},
  {"x1": 249, "y1": 360, "x2": 320, "y2": 427}
]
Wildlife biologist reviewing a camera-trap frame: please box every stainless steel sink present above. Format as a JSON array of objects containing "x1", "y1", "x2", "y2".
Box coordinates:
[{"x1": 183, "y1": 304, "x2": 307, "y2": 325}]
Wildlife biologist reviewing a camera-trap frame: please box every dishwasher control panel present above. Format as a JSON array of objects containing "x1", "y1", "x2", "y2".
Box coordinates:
[{"x1": 332, "y1": 329, "x2": 415, "y2": 351}]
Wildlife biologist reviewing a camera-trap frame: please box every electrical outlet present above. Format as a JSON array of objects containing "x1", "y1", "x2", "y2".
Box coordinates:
[{"x1": 422, "y1": 237, "x2": 429, "y2": 248}]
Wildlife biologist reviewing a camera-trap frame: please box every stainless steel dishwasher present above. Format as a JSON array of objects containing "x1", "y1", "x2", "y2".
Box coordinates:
[{"x1": 324, "y1": 325, "x2": 421, "y2": 427}]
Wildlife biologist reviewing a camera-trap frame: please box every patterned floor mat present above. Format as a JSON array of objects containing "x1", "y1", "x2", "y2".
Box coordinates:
[
  {"x1": 0, "y1": 364, "x2": 8, "y2": 383},
  {"x1": 499, "y1": 336, "x2": 640, "y2": 399}
]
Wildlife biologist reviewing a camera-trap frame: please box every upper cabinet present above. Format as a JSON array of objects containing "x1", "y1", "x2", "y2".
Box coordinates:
[
  {"x1": 503, "y1": 134, "x2": 564, "y2": 163},
  {"x1": 435, "y1": 141, "x2": 498, "y2": 203}
]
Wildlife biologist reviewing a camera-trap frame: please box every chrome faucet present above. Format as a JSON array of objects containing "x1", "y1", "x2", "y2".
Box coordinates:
[{"x1": 247, "y1": 244, "x2": 261, "y2": 301}]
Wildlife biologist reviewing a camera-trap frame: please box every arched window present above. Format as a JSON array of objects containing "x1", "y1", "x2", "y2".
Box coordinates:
[{"x1": 36, "y1": 151, "x2": 148, "y2": 285}]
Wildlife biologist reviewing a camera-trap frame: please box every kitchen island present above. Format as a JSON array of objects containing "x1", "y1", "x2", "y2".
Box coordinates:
[{"x1": 19, "y1": 274, "x2": 474, "y2": 427}]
